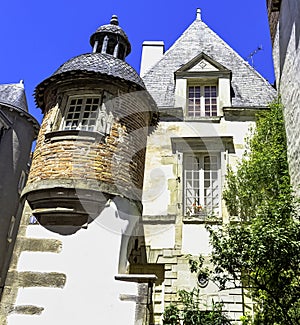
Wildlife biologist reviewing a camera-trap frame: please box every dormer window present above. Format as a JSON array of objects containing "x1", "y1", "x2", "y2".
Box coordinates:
[
  {"x1": 174, "y1": 52, "x2": 231, "y2": 120},
  {"x1": 188, "y1": 85, "x2": 217, "y2": 117}
]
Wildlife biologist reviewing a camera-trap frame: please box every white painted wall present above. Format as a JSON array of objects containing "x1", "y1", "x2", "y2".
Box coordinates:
[
  {"x1": 182, "y1": 224, "x2": 211, "y2": 255},
  {"x1": 8, "y1": 198, "x2": 141, "y2": 325},
  {"x1": 143, "y1": 224, "x2": 175, "y2": 249}
]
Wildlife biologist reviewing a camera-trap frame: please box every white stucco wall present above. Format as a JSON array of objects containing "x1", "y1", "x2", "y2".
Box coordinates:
[
  {"x1": 181, "y1": 224, "x2": 211, "y2": 255},
  {"x1": 7, "y1": 198, "x2": 141, "y2": 325},
  {"x1": 143, "y1": 224, "x2": 176, "y2": 249}
]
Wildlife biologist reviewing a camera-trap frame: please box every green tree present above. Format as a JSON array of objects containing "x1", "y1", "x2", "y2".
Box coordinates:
[{"x1": 208, "y1": 99, "x2": 300, "y2": 324}]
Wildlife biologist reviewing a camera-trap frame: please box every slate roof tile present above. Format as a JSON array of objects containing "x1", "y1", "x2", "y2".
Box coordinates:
[
  {"x1": 142, "y1": 18, "x2": 276, "y2": 108},
  {"x1": 35, "y1": 53, "x2": 145, "y2": 109},
  {"x1": 53, "y1": 53, "x2": 143, "y2": 87},
  {"x1": 0, "y1": 82, "x2": 28, "y2": 112}
]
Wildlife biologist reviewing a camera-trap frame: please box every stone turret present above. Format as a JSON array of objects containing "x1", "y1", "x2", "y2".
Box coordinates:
[
  {"x1": 23, "y1": 15, "x2": 158, "y2": 231},
  {"x1": 0, "y1": 17, "x2": 158, "y2": 325}
]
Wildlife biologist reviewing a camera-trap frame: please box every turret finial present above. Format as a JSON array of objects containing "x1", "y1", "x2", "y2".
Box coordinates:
[
  {"x1": 110, "y1": 15, "x2": 119, "y2": 26},
  {"x1": 196, "y1": 8, "x2": 201, "y2": 21}
]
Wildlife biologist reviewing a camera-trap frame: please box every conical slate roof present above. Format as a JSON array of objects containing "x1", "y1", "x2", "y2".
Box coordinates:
[
  {"x1": 53, "y1": 53, "x2": 143, "y2": 87},
  {"x1": 0, "y1": 82, "x2": 28, "y2": 112},
  {"x1": 35, "y1": 16, "x2": 144, "y2": 111},
  {"x1": 35, "y1": 53, "x2": 146, "y2": 109},
  {"x1": 142, "y1": 14, "x2": 276, "y2": 108}
]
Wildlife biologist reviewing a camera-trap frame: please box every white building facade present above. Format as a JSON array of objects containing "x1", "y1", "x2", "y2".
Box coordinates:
[{"x1": 139, "y1": 9, "x2": 276, "y2": 324}]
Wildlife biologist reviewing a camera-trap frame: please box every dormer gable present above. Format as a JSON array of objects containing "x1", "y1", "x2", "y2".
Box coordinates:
[
  {"x1": 174, "y1": 53, "x2": 232, "y2": 118},
  {"x1": 175, "y1": 52, "x2": 231, "y2": 77}
]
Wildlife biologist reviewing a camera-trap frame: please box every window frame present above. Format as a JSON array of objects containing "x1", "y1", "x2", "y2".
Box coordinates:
[
  {"x1": 183, "y1": 152, "x2": 221, "y2": 217},
  {"x1": 187, "y1": 83, "x2": 218, "y2": 118},
  {"x1": 61, "y1": 95, "x2": 103, "y2": 132},
  {"x1": 0, "y1": 111, "x2": 12, "y2": 142}
]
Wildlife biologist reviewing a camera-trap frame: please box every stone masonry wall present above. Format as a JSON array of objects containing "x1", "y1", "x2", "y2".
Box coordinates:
[
  {"x1": 272, "y1": 0, "x2": 300, "y2": 196},
  {"x1": 27, "y1": 84, "x2": 151, "y2": 201},
  {"x1": 266, "y1": 0, "x2": 280, "y2": 43}
]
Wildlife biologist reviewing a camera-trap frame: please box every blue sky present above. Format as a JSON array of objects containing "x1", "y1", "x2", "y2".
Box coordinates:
[{"x1": 0, "y1": 0, "x2": 274, "y2": 123}]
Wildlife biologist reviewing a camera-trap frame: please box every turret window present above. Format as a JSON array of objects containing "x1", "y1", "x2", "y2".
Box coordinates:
[
  {"x1": 60, "y1": 93, "x2": 114, "y2": 137},
  {"x1": 63, "y1": 97, "x2": 101, "y2": 131}
]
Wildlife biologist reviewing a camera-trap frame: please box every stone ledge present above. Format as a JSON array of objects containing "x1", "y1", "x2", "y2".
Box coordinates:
[
  {"x1": 184, "y1": 116, "x2": 222, "y2": 123},
  {"x1": 142, "y1": 214, "x2": 176, "y2": 224},
  {"x1": 115, "y1": 274, "x2": 157, "y2": 283},
  {"x1": 5, "y1": 271, "x2": 66, "y2": 288},
  {"x1": 10, "y1": 305, "x2": 44, "y2": 315},
  {"x1": 21, "y1": 238, "x2": 62, "y2": 253},
  {"x1": 44, "y1": 129, "x2": 105, "y2": 143},
  {"x1": 183, "y1": 215, "x2": 222, "y2": 224},
  {"x1": 223, "y1": 106, "x2": 270, "y2": 121}
]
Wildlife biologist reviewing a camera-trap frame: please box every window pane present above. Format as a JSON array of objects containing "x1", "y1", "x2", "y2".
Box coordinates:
[
  {"x1": 188, "y1": 86, "x2": 201, "y2": 118},
  {"x1": 203, "y1": 86, "x2": 218, "y2": 117},
  {"x1": 188, "y1": 85, "x2": 217, "y2": 118},
  {"x1": 184, "y1": 154, "x2": 219, "y2": 216},
  {"x1": 63, "y1": 96, "x2": 101, "y2": 131}
]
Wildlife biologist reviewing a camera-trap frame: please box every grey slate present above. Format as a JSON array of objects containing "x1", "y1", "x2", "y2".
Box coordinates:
[
  {"x1": 90, "y1": 24, "x2": 131, "y2": 55},
  {"x1": 35, "y1": 53, "x2": 145, "y2": 109},
  {"x1": 53, "y1": 53, "x2": 144, "y2": 87},
  {"x1": 0, "y1": 82, "x2": 28, "y2": 112},
  {"x1": 142, "y1": 18, "x2": 276, "y2": 108}
]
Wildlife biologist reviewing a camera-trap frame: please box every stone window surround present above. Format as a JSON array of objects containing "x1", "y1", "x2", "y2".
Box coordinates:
[
  {"x1": 175, "y1": 73, "x2": 231, "y2": 121},
  {"x1": 171, "y1": 136, "x2": 235, "y2": 221},
  {"x1": 174, "y1": 52, "x2": 232, "y2": 121},
  {"x1": 183, "y1": 152, "x2": 221, "y2": 217},
  {"x1": 62, "y1": 96, "x2": 102, "y2": 132},
  {"x1": 18, "y1": 170, "x2": 27, "y2": 194},
  {"x1": 44, "y1": 87, "x2": 115, "y2": 142}
]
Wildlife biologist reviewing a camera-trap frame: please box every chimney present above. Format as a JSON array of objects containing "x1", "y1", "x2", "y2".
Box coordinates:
[{"x1": 140, "y1": 41, "x2": 165, "y2": 77}]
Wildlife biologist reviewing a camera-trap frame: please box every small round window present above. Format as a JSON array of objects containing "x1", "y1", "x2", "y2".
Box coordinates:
[{"x1": 197, "y1": 272, "x2": 209, "y2": 288}]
